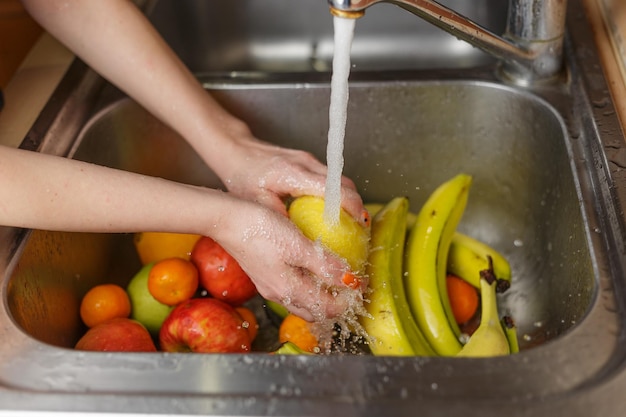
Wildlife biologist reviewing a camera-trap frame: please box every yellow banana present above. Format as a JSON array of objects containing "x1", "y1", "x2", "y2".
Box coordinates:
[
  {"x1": 364, "y1": 203, "x2": 417, "y2": 230},
  {"x1": 501, "y1": 315, "x2": 520, "y2": 354},
  {"x1": 447, "y1": 232, "x2": 512, "y2": 292},
  {"x1": 361, "y1": 197, "x2": 436, "y2": 356},
  {"x1": 367, "y1": 204, "x2": 510, "y2": 293},
  {"x1": 457, "y1": 270, "x2": 510, "y2": 357},
  {"x1": 405, "y1": 174, "x2": 472, "y2": 356}
]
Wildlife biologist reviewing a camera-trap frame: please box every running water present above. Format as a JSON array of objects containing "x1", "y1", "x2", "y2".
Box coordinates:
[
  {"x1": 317, "y1": 16, "x2": 372, "y2": 354},
  {"x1": 323, "y1": 16, "x2": 356, "y2": 226}
]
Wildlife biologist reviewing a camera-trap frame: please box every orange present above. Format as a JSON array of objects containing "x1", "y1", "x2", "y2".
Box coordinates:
[
  {"x1": 446, "y1": 274, "x2": 480, "y2": 324},
  {"x1": 80, "y1": 284, "x2": 132, "y2": 328},
  {"x1": 147, "y1": 257, "x2": 199, "y2": 306},
  {"x1": 235, "y1": 306, "x2": 259, "y2": 342},
  {"x1": 134, "y1": 232, "x2": 202, "y2": 265},
  {"x1": 278, "y1": 313, "x2": 320, "y2": 353}
]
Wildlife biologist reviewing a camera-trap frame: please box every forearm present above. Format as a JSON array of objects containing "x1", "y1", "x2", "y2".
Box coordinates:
[
  {"x1": 19, "y1": 0, "x2": 245, "y2": 173},
  {"x1": 0, "y1": 146, "x2": 227, "y2": 235}
]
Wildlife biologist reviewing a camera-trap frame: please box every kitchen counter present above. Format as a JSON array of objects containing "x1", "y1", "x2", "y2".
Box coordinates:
[
  {"x1": 583, "y1": 0, "x2": 626, "y2": 130},
  {"x1": 0, "y1": 32, "x2": 72, "y2": 148}
]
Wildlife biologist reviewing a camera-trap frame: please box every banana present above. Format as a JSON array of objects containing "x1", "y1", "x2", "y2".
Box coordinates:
[
  {"x1": 448, "y1": 232, "x2": 512, "y2": 293},
  {"x1": 405, "y1": 174, "x2": 472, "y2": 356},
  {"x1": 364, "y1": 203, "x2": 417, "y2": 230},
  {"x1": 501, "y1": 315, "x2": 520, "y2": 354},
  {"x1": 367, "y1": 203, "x2": 511, "y2": 294},
  {"x1": 360, "y1": 197, "x2": 436, "y2": 356},
  {"x1": 457, "y1": 269, "x2": 510, "y2": 357}
]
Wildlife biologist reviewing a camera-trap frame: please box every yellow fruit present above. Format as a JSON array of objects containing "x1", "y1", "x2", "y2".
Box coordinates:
[
  {"x1": 288, "y1": 196, "x2": 370, "y2": 273},
  {"x1": 133, "y1": 232, "x2": 202, "y2": 265}
]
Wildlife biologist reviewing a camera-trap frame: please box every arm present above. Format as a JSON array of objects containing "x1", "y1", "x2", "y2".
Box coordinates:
[
  {"x1": 19, "y1": 0, "x2": 366, "y2": 221},
  {"x1": 0, "y1": 145, "x2": 356, "y2": 320}
]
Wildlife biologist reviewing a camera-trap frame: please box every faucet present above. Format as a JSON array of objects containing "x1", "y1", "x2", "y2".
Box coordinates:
[{"x1": 327, "y1": 0, "x2": 567, "y2": 85}]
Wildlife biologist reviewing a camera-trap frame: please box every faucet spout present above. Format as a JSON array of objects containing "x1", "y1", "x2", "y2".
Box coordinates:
[{"x1": 327, "y1": 0, "x2": 567, "y2": 84}]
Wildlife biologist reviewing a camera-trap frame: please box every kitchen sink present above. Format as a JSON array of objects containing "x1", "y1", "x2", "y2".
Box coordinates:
[{"x1": 1, "y1": 0, "x2": 626, "y2": 415}]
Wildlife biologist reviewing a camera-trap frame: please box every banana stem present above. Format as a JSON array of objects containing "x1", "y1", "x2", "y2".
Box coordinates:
[
  {"x1": 479, "y1": 256, "x2": 496, "y2": 285},
  {"x1": 501, "y1": 316, "x2": 520, "y2": 354}
]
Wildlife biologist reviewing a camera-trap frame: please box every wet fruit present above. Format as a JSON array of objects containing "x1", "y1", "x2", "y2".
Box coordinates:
[
  {"x1": 147, "y1": 257, "x2": 199, "y2": 306},
  {"x1": 191, "y1": 236, "x2": 257, "y2": 306},
  {"x1": 126, "y1": 263, "x2": 174, "y2": 336},
  {"x1": 288, "y1": 196, "x2": 370, "y2": 274},
  {"x1": 75, "y1": 317, "x2": 157, "y2": 352},
  {"x1": 134, "y1": 232, "x2": 201, "y2": 265},
  {"x1": 278, "y1": 313, "x2": 320, "y2": 353},
  {"x1": 159, "y1": 298, "x2": 251, "y2": 353},
  {"x1": 235, "y1": 306, "x2": 259, "y2": 342},
  {"x1": 446, "y1": 274, "x2": 479, "y2": 325},
  {"x1": 79, "y1": 283, "x2": 131, "y2": 328}
]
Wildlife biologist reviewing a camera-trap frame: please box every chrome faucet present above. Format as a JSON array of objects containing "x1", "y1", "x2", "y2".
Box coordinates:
[{"x1": 327, "y1": 0, "x2": 567, "y2": 85}]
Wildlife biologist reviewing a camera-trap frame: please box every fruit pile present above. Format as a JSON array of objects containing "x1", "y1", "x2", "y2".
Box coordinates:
[
  {"x1": 361, "y1": 174, "x2": 519, "y2": 357},
  {"x1": 75, "y1": 233, "x2": 260, "y2": 353},
  {"x1": 74, "y1": 173, "x2": 519, "y2": 357}
]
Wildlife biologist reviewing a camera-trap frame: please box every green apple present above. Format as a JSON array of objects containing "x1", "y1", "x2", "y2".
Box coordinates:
[
  {"x1": 288, "y1": 196, "x2": 370, "y2": 274},
  {"x1": 126, "y1": 263, "x2": 173, "y2": 336}
]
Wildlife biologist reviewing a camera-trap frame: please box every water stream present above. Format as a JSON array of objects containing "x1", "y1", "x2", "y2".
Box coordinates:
[{"x1": 323, "y1": 16, "x2": 356, "y2": 225}]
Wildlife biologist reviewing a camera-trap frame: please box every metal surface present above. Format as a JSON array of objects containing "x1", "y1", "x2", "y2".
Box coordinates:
[
  {"x1": 147, "y1": 0, "x2": 507, "y2": 73},
  {"x1": 0, "y1": 0, "x2": 626, "y2": 415},
  {"x1": 328, "y1": 0, "x2": 567, "y2": 83}
]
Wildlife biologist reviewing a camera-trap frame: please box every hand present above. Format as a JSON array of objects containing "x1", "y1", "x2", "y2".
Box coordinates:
[
  {"x1": 210, "y1": 131, "x2": 368, "y2": 226},
  {"x1": 212, "y1": 197, "x2": 361, "y2": 321}
]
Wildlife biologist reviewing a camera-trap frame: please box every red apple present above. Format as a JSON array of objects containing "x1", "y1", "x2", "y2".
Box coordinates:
[
  {"x1": 159, "y1": 297, "x2": 251, "y2": 353},
  {"x1": 190, "y1": 236, "x2": 257, "y2": 306},
  {"x1": 75, "y1": 318, "x2": 157, "y2": 352}
]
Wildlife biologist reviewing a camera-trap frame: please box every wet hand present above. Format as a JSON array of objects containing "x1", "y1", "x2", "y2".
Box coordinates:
[
  {"x1": 214, "y1": 135, "x2": 367, "y2": 226},
  {"x1": 212, "y1": 199, "x2": 362, "y2": 322}
]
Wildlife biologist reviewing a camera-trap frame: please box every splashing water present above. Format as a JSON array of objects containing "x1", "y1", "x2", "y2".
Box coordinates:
[{"x1": 323, "y1": 16, "x2": 356, "y2": 226}]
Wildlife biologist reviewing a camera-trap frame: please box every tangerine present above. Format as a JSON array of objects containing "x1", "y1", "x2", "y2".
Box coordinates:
[
  {"x1": 148, "y1": 257, "x2": 199, "y2": 306},
  {"x1": 134, "y1": 232, "x2": 201, "y2": 265},
  {"x1": 278, "y1": 313, "x2": 320, "y2": 353},
  {"x1": 446, "y1": 274, "x2": 480, "y2": 324},
  {"x1": 80, "y1": 284, "x2": 132, "y2": 328},
  {"x1": 235, "y1": 306, "x2": 259, "y2": 342}
]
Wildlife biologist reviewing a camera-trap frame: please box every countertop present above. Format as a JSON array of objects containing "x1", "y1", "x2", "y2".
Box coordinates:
[{"x1": 584, "y1": 0, "x2": 626, "y2": 130}]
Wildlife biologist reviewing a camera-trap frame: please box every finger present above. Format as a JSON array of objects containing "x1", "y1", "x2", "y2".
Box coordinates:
[
  {"x1": 255, "y1": 192, "x2": 289, "y2": 217},
  {"x1": 339, "y1": 186, "x2": 369, "y2": 227}
]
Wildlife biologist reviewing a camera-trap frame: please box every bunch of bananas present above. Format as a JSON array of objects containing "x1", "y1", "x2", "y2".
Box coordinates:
[{"x1": 361, "y1": 174, "x2": 519, "y2": 357}]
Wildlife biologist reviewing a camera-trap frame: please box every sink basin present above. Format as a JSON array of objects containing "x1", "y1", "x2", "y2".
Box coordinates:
[
  {"x1": 8, "y1": 81, "x2": 593, "y2": 352},
  {"x1": 1, "y1": 0, "x2": 626, "y2": 415}
]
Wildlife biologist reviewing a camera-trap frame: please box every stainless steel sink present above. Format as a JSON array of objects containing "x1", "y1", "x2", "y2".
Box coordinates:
[{"x1": 1, "y1": 0, "x2": 626, "y2": 415}]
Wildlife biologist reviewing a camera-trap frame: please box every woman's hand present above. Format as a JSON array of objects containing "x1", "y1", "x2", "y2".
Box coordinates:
[
  {"x1": 207, "y1": 131, "x2": 368, "y2": 226},
  {"x1": 211, "y1": 197, "x2": 362, "y2": 321}
]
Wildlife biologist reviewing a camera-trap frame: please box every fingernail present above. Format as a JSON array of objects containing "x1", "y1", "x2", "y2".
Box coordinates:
[
  {"x1": 361, "y1": 209, "x2": 371, "y2": 227},
  {"x1": 342, "y1": 272, "x2": 361, "y2": 289}
]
